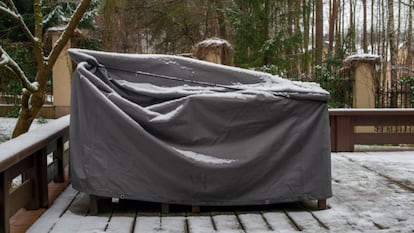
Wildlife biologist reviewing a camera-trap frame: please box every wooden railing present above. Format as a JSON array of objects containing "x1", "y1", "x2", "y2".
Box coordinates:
[
  {"x1": 0, "y1": 115, "x2": 69, "y2": 233},
  {"x1": 330, "y1": 109, "x2": 414, "y2": 152}
]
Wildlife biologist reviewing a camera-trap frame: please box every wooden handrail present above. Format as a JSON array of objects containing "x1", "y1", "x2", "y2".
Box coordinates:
[
  {"x1": 329, "y1": 109, "x2": 414, "y2": 152},
  {"x1": 0, "y1": 115, "x2": 70, "y2": 233}
]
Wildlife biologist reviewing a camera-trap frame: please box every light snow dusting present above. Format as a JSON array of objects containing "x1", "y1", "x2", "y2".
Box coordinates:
[
  {"x1": 196, "y1": 38, "x2": 232, "y2": 48},
  {"x1": 27, "y1": 151, "x2": 414, "y2": 232},
  {"x1": 151, "y1": 105, "x2": 183, "y2": 122},
  {"x1": 0, "y1": 117, "x2": 54, "y2": 143},
  {"x1": 172, "y1": 147, "x2": 236, "y2": 165}
]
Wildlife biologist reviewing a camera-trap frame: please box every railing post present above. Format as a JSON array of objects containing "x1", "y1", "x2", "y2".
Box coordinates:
[
  {"x1": 335, "y1": 115, "x2": 355, "y2": 152},
  {"x1": 37, "y1": 148, "x2": 49, "y2": 208},
  {"x1": 53, "y1": 137, "x2": 65, "y2": 183},
  {"x1": 27, "y1": 149, "x2": 49, "y2": 210},
  {"x1": 0, "y1": 172, "x2": 10, "y2": 233}
]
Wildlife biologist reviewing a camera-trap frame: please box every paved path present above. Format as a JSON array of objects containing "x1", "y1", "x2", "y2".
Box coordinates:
[{"x1": 26, "y1": 151, "x2": 414, "y2": 233}]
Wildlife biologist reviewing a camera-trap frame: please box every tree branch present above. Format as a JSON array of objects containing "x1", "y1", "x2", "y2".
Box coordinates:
[
  {"x1": 0, "y1": 46, "x2": 39, "y2": 92},
  {"x1": 4, "y1": 0, "x2": 19, "y2": 13},
  {"x1": 0, "y1": 4, "x2": 44, "y2": 66},
  {"x1": 47, "y1": 0, "x2": 92, "y2": 72},
  {"x1": 33, "y1": 0, "x2": 43, "y2": 39},
  {"x1": 399, "y1": 0, "x2": 414, "y2": 8}
]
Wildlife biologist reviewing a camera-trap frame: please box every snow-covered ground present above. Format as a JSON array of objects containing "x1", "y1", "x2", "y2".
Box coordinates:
[{"x1": 0, "y1": 117, "x2": 54, "y2": 143}]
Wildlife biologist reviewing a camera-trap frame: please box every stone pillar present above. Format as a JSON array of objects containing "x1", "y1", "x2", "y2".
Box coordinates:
[
  {"x1": 192, "y1": 38, "x2": 234, "y2": 65},
  {"x1": 343, "y1": 54, "x2": 381, "y2": 108},
  {"x1": 352, "y1": 63, "x2": 376, "y2": 108},
  {"x1": 49, "y1": 27, "x2": 73, "y2": 118},
  {"x1": 343, "y1": 54, "x2": 381, "y2": 133}
]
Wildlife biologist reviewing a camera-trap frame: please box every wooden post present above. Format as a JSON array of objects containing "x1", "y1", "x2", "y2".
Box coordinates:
[
  {"x1": 335, "y1": 116, "x2": 355, "y2": 152},
  {"x1": 317, "y1": 199, "x2": 327, "y2": 210},
  {"x1": 0, "y1": 172, "x2": 10, "y2": 233},
  {"x1": 35, "y1": 149, "x2": 49, "y2": 208},
  {"x1": 25, "y1": 149, "x2": 48, "y2": 210},
  {"x1": 161, "y1": 203, "x2": 170, "y2": 214},
  {"x1": 191, "y1": 205, "x2": 201, "y2": 213},
  {"x1": 53, "y1": 138, "x2": 65, "y2": 183}
]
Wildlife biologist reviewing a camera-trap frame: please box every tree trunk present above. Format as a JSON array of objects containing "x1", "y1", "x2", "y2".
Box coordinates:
[
  {"x1": 263, "y1": 0, "x2": 270, "y2": 64},
  {"x1": 303, "y1": 0, "x2": 311, "y2": 74},
  {"x1": 12, "y1": 91, "x2": 45, "y2": 137},
  {"x1": 407, "y1": 0, "x2": 413, "y2": 68},
  {"x1": 213, "y1": 0, "x2": 227, "y2": 38},
  {"x1": 315, "y1": 0, "x2": 323, "y2": 65},
  {"x1": 9, "y1": 0, "x2": 92, "y2": 138},
  {"x1": 328, "y1": 0, "x2": 338, "y2": 54},
  {"x1": 388, "y1": 0, "x2": 398, "y2": 82},
  {"x1": 370, "y1": 0, "x2": 374, "y2": 53},
  {"x1": 362, "y1": 0, "x2": 368, "y2": 53}
]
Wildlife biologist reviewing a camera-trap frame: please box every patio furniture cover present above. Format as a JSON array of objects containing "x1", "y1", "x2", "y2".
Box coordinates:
[{"x1": 68, "y1": 49, "x2": 332, "y2": 206}]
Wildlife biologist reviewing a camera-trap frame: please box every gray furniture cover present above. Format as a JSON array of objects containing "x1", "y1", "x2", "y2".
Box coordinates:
[{"x1": 68, "y1": 49, "x2": 332, "y2": 206}]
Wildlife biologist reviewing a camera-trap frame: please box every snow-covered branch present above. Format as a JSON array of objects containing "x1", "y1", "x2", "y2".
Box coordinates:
[
  {"x1": 47, "y1": 0, "x2": 92, "y2": 73},
  {"x1": 0, "y1": 46, "x2": 39, "y2": 93},
  {"x1": 0, "y1": 3, "x2": 44, "y2": 65},
  {"x1": 0, "y1": 5, "x2": 34, "y2": 42},
  {"x1": 4, "y1": 0, "x2": 19, "y2": 13},
  {"x1": 33, "y1": 0, "x2": 43, "y2": 39}
]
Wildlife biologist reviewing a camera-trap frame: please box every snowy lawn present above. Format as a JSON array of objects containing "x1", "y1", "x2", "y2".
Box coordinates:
[
  {"x1": 26, "y1": 151, "x2": 414, "y2": 233},
  {"x1": 0, "y1": 117, "x2": 54, "y2": 143}
]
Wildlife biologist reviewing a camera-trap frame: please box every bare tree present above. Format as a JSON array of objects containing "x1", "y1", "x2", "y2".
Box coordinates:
[
  {"x1": 388, "y1": 0, "x2": 398, "y2": 82},
  {"x1": 315, "y1": 0, "x2": 323, "y2": 65},
  {"x1": 362, "y1": 0, "x2": 368, "y2": 53},
  {"x1": 0, "y1": 0, "x2": 92, "y2": 137},
  {"x1": 328, "y1": 0, "x2": 338, "y2": 54},
  {"x1": 407, "y1": 0, "x2": 413, "y2": 68}
]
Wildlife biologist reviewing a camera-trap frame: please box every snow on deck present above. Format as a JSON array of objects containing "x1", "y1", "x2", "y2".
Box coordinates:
[{"x1": 27, "y1": 151, "x2": 414, "y2": 233}]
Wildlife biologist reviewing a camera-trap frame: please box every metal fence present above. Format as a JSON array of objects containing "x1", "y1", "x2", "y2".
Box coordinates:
[{"x1": 376, "y1": 80, "x2": 413, "y2": 108}]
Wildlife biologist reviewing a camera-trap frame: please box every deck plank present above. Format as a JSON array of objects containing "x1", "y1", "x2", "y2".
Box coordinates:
[
  {"x1": 262, "y1": 212, "x2": 298, "y2": 232},
  {"x1": 331, "y1": 154, "x2": 414, "y2": 231},
  {"x1": 160, "y1": 216, "x2": 186, "y2": 233},
  {"x1": 237, "y1": 212, "x2": 272, "y2": 232},
  {"x1": 187, "y1": 216, "x2": 215, "y2": 233},
  {"x1": 285, "y1": 210, "x2": 328, "y2": 232},
  {"x1": 26, "y1": 186, "x2": 78, "y2": 233},
  {"x1": 48, "y1": 192, "x2": 109, "y2": 233},
  {"x1": 134, "y1": 216, "x2": 161, "y2": 233},
  {"x1": 106, "y1": 205, "x2": 136, "y2": 233},
  {"x1": 306, "y1": 199, "x2": 356, "y2": 232},
  {"x1": 212, "y1": 214, "x2": 244, "y2": 233}
]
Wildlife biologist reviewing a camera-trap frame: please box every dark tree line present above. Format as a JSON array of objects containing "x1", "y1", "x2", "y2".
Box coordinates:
[
  {"x1": 1, "y1": 0, "x2": 414, "y2": 113},
  {"x1": 97, "y1": 0, "x2": 414, "y2": 83}
]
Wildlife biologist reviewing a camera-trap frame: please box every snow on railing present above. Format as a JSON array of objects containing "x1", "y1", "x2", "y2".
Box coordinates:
[{"x1": 0, "y1": 115, "x2": 69, "y2": 233}]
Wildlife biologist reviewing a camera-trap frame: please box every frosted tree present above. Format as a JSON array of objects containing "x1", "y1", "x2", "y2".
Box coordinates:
[{"x1": 0, "y1": 0, "x2": 92, "y2": 137}]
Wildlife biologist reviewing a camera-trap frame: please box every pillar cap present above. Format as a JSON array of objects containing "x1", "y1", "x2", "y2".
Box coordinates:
[{"x1": 344, "y1": 53, "x2": 381, "y2": 67}]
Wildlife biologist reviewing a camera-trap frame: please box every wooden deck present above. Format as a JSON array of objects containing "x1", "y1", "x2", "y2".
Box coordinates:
[{"x1": 21, "y1": 151, "x2": 414, "y2": 232}]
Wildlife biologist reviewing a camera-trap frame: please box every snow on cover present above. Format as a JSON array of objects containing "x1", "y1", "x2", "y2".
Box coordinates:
[
  {"x1": 70, "y1": 49, "x2": 329, "y2": 96},
  {"x1": 173, "y1": 147, "x2": 236, "y2": 165}
]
